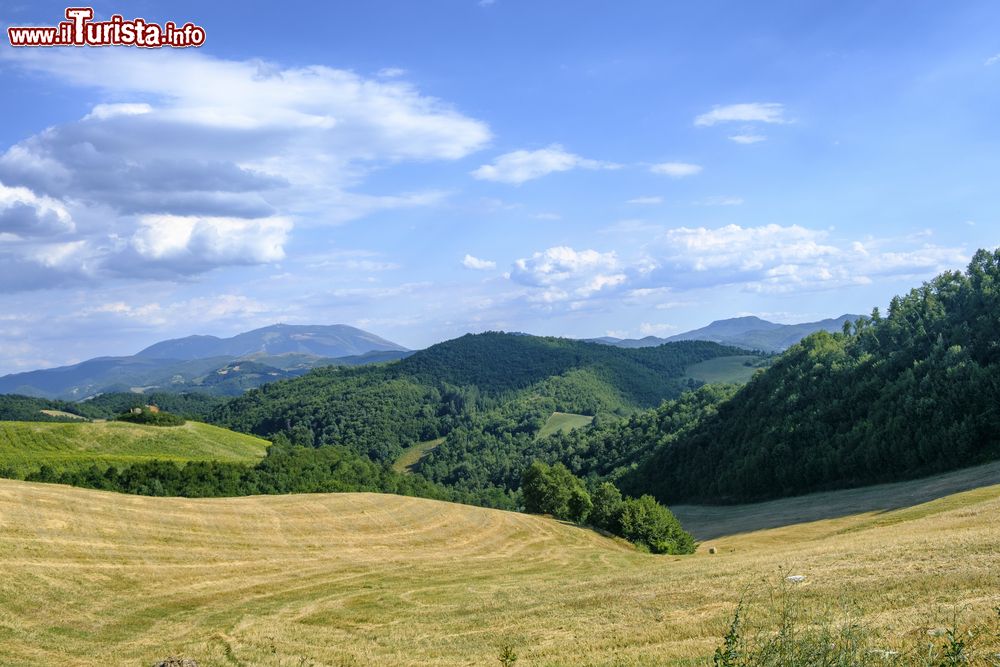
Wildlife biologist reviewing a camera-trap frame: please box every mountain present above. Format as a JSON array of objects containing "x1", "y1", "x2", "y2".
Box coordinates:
[
  {"x1": 588, "y1": 314, "x2": 861, "y2": 352},
  {"x1": 136, "y1": 324, "x2": 407, "y2": 360},
  {"x1": 0, "y1": 324, "x2": 409, "y2": 400},
  {"x1": 619, "y1": 249, "x2": 1000, "y2": 504}
]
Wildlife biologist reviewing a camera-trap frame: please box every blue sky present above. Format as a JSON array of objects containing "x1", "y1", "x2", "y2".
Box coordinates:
[{"x1": 0, "y1": 0, "x2": 998, "y2": 372}]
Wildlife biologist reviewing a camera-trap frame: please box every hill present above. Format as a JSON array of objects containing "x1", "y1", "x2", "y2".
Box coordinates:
[
  {"x1": 0, "y1": 324, "x2": 409, "y2": 399},
  {"x1": 622, "y1": 248, "x2": 1000, "y2": 504},
  {"x1": 590, "y1": 314, "x2": 859, "y2": 352},
  {"x1": 212, "y1": 333, "x2": 749, "y2": 466},
  {"x1": 0, "y1": 420, "x2": 269, "y2": 475},
  {"x1": 0, "y1": 477, "x2": 996, "y2": 665}
]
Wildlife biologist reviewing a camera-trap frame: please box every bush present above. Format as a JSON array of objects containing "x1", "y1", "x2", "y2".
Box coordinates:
[
  {"x1": 521, "y1": 460, "x2": 695, "y2": 554},
  {"x1": 618, "y1": 494, "x2": 695, "y2": 554},
  {"x1": 116, "y1": 409, "x2": 185, "y2": 426}
]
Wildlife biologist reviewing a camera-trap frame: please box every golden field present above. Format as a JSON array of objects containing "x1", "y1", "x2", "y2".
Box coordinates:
[{"x1": 0, "y1": 470, "x2": 998, "y2": 666}]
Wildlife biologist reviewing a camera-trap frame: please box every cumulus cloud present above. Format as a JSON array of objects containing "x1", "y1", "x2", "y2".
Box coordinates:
[
  {"x1": 0, "y1": 183, "x2": 75, "y2": 238},
  {"x1": 0, "y1": 48, "x2": 490, "y2": 289},
  {"x1": 123, "y1": 214, "x2": 290, "y2": 274},
  {"x1": 472, "y1": 145, "x2": 617, "y2": 184},
  {"x1": 986, "y1": 53, "x2": 1000, "y2": 66},
  {"x1": 510, "y1": 246, "x2": 625, "y2": 302},
  {"x1": 627, "y1": 196, "x2": 663, "y2": 205},
  {"x1": 509, "y1": 225, "x2": 968, "y2": 302},
  {"x1": 463, "y1": 254, "x2": 497, "y2": 270},
  {"x1": 650, "y1": 162, "x2": 702, "y2": 177},
  {"x1": 695, "y1": 103, "x2": 787, "y2": 127}
]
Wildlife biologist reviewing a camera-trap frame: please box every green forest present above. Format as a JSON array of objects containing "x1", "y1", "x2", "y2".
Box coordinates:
[{"x1": 620, "y1": 248, "x2": 1000, "y2": 503}]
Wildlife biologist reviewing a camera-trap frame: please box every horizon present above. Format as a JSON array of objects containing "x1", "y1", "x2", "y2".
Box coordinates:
[
  {"x1": 2, "y1": 1, "x2": 999, "y2": 374},
  {"x1": 1, "y1": 311, "x2": 868, "y2": 373}
]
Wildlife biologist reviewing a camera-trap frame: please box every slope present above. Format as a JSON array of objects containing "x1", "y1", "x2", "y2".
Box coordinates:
[
  {"x1": 0, "y1": 478, "x2": 996, "y2": 665},
  {"x1": 0, "y1": 420, "x2": 269, "y2": 475},
  {"x1": 623, "y1": 249, "x2": 1000, "y2": 504},
  {"x1": 212, "y1": 333, "x2": 748, "y2": 464}
]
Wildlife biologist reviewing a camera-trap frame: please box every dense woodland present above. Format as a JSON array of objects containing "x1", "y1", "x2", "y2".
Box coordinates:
[
  {"x1": 211, "y1": 335, "x2": 739, "y2": 464},
  {"x1": 622, "y1": 248, "x2": 1000, "y2": 503}
]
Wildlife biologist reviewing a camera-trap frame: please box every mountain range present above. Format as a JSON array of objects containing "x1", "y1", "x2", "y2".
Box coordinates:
[
  {"x1": 0, "y1": 315, "x2": 855, "y2": 401},
  {"x1": 588, "y1": 314, "x2": 861, "y2": 352},
  {"x1": 0, "y1": 324, "x2": 411, "y2": 400}
]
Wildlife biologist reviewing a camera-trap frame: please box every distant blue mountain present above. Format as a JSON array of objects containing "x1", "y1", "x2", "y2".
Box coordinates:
[{"x1": 587, "y1": 315, "x2": 862, "y2": 352}]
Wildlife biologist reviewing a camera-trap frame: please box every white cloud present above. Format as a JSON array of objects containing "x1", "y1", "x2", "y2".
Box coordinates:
[
  {"x1": 84, "y1": 103, "x2": 152, "y2": 120},
  {"x1": 0, "y1": 49, "x2": 490, "y2": 289},
  {"x1": 472, "y1": 144, "x2": 617, "y2": 184},
  {"x1": 510, "y1": 246, "x2": 626, "y2": 302},
  {"x1": 127, "y1": 214, "x2": 290, "y2": 273},
  {"x1": 695, "y1": 103, "x2": 787, "y2": 127},
  {"x1": 627, "y1": 196, "x2": 663, "y2": 205},
  {"x1": 650, "y1": 162, "x2": 702, "y2": 178},
  {"x1": 376, "y1": 67, "x2": 407, "y2": 78},
  {"x1": 986, "y1": 53, "x2": 1000, "y2": 66},
  {"x1": 510, "y1": 225, "x2": 968, "y2": 302},
  {"x1": 0, "y1": 182, "x2": 75, "y2": 237},
  {"x1": 462, "y1": 254, "x2": 497, "y2": 270},
  {"x1": 729, "y1": 134, "x2": 766, "y2": 144}
]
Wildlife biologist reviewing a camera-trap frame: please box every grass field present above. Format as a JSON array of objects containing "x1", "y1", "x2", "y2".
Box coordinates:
[
  {"x1": 684, "y1": 355, "x2": 764, "y2": 385},
  {"x1": 536, "y1": 411, "x2": 594, "y2": 440},
  {"x1": 0, "y1": 421, "x2": 270, "y2": 475},
  {"x1": 0, "y1": 473, "x2": 997, "y2": 665},
  {"x1": 392, "y1": 437, "x2": 445, "y2": 473}
]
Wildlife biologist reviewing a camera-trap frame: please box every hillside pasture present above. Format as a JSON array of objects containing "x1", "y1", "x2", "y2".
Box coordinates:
[
  {"x1": 536, "y1": 411, "x2": 595, "y2": 440},
  {"x1": 0, "y1": 476, "x2": 997, "y2": 665},
  {"x1": 0, "y1": 420, "x2": 269, "y2": 475},
  {"x1": 684, "y1": 355, "x2": 763, "y2": 385}
]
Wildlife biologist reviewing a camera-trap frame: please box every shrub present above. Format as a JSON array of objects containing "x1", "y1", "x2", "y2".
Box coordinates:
[
  {"x1": 116, "y1": 409, "x2": 186, "y2": 426},
  {"x1": 618, "y1": 494, "x2": 695, "y2": 554}
]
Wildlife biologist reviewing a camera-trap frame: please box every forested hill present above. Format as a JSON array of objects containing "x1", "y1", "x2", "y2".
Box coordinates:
[
  {"x1": 394, "y1": 333, "x2": 738, "y2": 405},
  {"x1": 621, "y1": 248, "x2": 1000, "y2": 504},
  {"x1": 211, "y1": 333, "x2": 748, "y2": 462}
]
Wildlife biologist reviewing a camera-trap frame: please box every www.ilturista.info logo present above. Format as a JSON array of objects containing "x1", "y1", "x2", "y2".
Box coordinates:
[{"x1": 7, "y1": 7, "x2": 206, "y2": 48}]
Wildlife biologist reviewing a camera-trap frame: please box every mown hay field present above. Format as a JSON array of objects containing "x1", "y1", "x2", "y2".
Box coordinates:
[{"x1": 0, "y1": 472, "x2": 997, "y2": 665}]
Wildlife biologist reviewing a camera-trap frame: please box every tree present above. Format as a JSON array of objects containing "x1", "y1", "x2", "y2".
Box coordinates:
[
  {"x1": 521, "y1": 461, "x2": 591, "y2": 523},
  {"x1": 589, "y1": 482, "x2": 624, "y2": 533}
]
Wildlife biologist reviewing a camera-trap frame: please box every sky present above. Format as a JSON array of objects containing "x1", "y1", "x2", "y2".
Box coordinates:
[{"x1": 0, "y1": 0, "x2": 999, "y2": 374}]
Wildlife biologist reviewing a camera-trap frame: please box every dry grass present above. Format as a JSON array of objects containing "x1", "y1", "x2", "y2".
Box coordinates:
[
  {"x1": 391, "y1": 438, "x2": 445, "y2": 474},
  {"x1": 0, "y1": 477, "x2": 997, "y2": 666}
]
